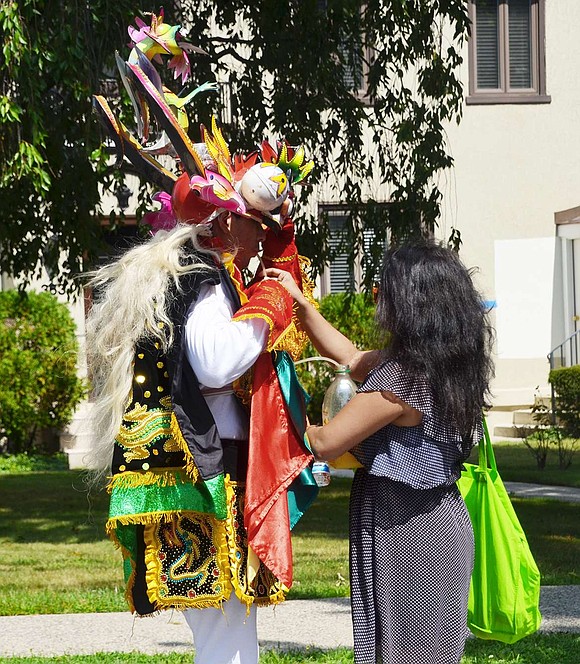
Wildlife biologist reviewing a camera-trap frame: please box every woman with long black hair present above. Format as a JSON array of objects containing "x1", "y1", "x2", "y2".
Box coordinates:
[{"x1": 267, "y1": 239, "x2": 494, "y2": 664}]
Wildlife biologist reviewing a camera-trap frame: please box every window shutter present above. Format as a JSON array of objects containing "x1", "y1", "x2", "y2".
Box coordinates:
[
  {"x1": 339, "y1": 42, "x2": 364, "y2": 92},
  {"x1": 508, "y1": 0, "x2": 532, "y2": 88},
  {"x1": 329, "y1": 214, "x2": 355, "y2": 293},
  {"x1": 476, "y1": 0, "x2": 501, "y2": 89}
]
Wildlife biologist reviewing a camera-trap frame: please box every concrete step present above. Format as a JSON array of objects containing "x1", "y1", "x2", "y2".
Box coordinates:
[
  {"x1": 513, "y1": 409, "x2": 538, "y2": 426},
  {"x1": 493, "y1": 425, "x2": 526, "y2": 440},
  {"x1": 66, "y1": 449, "x2": 94, "y2": 470}
]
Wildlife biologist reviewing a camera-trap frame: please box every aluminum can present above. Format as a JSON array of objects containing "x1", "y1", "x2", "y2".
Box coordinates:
[{"x1": 312, "y1": 461, "x2": 331, "y2": 487}]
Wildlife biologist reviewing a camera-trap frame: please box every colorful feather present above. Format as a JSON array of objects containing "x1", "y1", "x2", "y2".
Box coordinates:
[
  {"x1": 92, "y1": 96, "x2": 176, "y2": 193},
  {"x1": 189, "y1": 172, "x2": 246, "y2": 215},
  {"x1": 126, "y1": 61, "x2": 205, "y2": 177}
]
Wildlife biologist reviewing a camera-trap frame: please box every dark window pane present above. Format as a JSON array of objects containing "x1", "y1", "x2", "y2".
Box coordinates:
[
  {"x1": 329, "y1": 214, "x2": 355, "y2": 293},
  {"x1": 508, "y1": 0, "x2": 532, "y2": 88},
  {"x1": 339, "y1": 42, "x2": 364, "y2": 92},
  {"x1": 476, "y1": 0, "x2": 500, "y2": 89}
]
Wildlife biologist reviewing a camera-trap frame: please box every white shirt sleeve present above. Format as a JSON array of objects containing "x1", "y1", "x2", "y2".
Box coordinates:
[{"x1": 185, "y1": 280, "x2": 269, "y2": 388}]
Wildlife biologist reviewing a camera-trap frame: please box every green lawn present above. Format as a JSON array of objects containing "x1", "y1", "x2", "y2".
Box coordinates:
[
  {"x1": 469, "y1": 440, "x2": 580, "y2": 487},
  {"x1": 1, "y1": 634, "x2": 579, "y2": 663},
  {"x1": 0, "y1": 455, "x2": 578, "y2": 663},
  {"x1": 0, "y1": 468, "x2": 578, "y2": 616}
]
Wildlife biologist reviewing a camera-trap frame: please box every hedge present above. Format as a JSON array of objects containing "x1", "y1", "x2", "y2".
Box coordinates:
[
  {"x1": 0, "y1": 290, "x2": 86, "y2": 454},
  {"x1": 549, "y1": 365, "x2": 580, "y2": 439}
]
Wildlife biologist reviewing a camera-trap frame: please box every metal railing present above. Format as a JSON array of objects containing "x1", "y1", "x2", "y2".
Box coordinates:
[
  {"x1": 548, "y1": 329, "x2": 580, "y2": 370},
  {"x1": 547, "y1": 329, "x2": 580, "y2": 423}
]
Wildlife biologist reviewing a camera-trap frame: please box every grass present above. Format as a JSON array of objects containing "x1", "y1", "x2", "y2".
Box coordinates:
[
  {"x1": 0, "y1": 456, "x2": 578, "y2": 663},
  {"x1": 470, "y1": 440, "x2": 580, "y2": 488},
  {"x1": 0, "y1": 468, "x2": 578, "y2": 616},
  {"x1": 1, "y1": 634, "x2": 579, "y2": 663}
]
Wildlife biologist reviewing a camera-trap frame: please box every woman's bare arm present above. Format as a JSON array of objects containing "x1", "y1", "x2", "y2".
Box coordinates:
[
  {"x1": 306, "y1": 389, "x2": 419, "y2": 460},
  {"x1": 265, "y1": 268, "x2": 381, "y2": 381}
]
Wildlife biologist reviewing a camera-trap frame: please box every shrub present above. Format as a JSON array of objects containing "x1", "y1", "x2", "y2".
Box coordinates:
[
  {"x1": 550, "y1": 366, "x2": 580, "y2": 438},
  {"x1": 0, "y1": 452, "x2": 68, "y2": 473},
  {"x1": 296, "y1": 292, "x2": 380, "y2": 424},
  {"x1": 0, "y1": 290, "x2": 86, "y2": 454},
  {"x1": 517, "y1": 392, "x2": 558, "y2": 470}
]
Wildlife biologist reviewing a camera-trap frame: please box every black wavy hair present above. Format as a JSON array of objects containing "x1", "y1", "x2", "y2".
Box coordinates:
[{"x1": 376, "y1": 239, "x2": 494, "y2": 449}]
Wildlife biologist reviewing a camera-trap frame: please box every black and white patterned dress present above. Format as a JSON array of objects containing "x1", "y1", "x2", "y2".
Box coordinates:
[{"x1": 349, "y1": 360, "x2": 480, "y2": 664}]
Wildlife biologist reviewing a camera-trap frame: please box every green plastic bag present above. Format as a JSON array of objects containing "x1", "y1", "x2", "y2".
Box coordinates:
[{"x1": 457, "y1": 419, "x2": 542, "y2": 643}]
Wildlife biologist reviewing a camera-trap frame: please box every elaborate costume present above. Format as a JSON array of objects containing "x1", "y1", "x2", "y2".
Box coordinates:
[{"x1": 87, "y1": 10, "x2": 317, "y2": 662}]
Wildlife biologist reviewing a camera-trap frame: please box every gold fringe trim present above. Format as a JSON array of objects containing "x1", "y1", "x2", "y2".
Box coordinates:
[
  {"x1": 214, "y1": 478, "x2": 235, "y2": 601},
  {"x1": 106, "y1": 510, "x2": 183, "y2": 535},
  {"x1": 253, "y1": 586, "x2": 287, "y2": 607},
  {"x1": 262, "y1": 252, "x2": 297, "y2": 263},
  {"x1": 298, "y1": 255, "x2": 318, "y2": 311},
  {"x1": 170, "y1": 412, "x2": 200, "y2": 482},
  {"x1": 149, "y1": 597, "x2": 228, "y2": 611},
  {"x1": 271, "y1": 321, "x2": 308, "y2": 361},
  {"x1": 223, "y1": 479, "x2": 254, "y2": 611},
  {"x1": 107, "y1": 468, "x2": 185, "y2": 491}
]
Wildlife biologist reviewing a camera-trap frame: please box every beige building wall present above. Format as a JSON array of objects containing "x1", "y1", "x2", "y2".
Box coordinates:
[{"x1": 440, "y1": 1, "x2": 580, "y2": 417}]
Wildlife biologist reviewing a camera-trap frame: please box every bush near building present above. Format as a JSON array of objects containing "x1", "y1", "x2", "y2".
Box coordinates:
[
  {"x1": 0, "y1": 290, "x2": 86, "y2": 454},
  {"x1": 550, "y1": 366, "x2": 580, "y2": 439},
  {"x1": 296, "y1": 292, "x2": 379, "y2": 424}
]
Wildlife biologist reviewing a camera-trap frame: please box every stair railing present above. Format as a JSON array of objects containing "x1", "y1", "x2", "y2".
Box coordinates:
[{"x1": 547, "y1": 329, "x2": 580, "y2": 423}]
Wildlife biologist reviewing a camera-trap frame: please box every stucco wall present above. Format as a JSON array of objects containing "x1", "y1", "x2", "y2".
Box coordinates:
[{"x1": 441, "y1": 1, "x2": 580, "y2": 407}]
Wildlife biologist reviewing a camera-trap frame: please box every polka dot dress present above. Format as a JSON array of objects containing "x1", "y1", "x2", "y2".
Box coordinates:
[{"x1": 348, "y1": 361, "x2": 476, "y2": 663}]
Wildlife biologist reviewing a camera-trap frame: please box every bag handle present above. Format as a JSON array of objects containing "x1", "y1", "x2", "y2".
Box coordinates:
[{"x1": 478, "y1": 417, "x2": 498, "y2": 473}]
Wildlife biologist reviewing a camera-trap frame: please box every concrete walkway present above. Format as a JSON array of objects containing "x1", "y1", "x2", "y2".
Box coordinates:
[
  {"x1": 1, "y1": 587, "x2": 579, "y2": 658},
  {"x1": 0, "y1": 481, "x2": 578, "y2": 658},
  {"x1": 504, "y1": 481, "x2": 580, "y2": 503}
]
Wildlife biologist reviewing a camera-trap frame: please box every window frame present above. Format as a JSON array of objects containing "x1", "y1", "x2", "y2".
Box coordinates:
[
  {"x1": 467, "y1": 0, "x2": 550, "y2": 105},
  {"x1": 318, "y1": 203, "x2": 386, "y2": 297}
]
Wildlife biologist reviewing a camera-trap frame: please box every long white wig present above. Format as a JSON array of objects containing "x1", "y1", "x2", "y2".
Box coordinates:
[{"x1": 85, "y1": 223, "x2": 218, "y2": 485}]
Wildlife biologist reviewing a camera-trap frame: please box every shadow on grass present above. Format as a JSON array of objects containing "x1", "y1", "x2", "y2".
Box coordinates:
[{"x1": 0, "y1": 472, "x2": 108, "y2": 544}]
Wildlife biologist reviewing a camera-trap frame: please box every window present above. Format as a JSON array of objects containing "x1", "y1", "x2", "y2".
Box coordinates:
[
  {"x1": 339, "y1": 35, "x2": 373, "y2": 103},
  {"x1": 467, "y1": 0, "x2": 550, "y2": 104},
  {"x1": 317, "y1": 0, "x2": 372, "y2": 103},
  {"x1": 320, "y1": 206, "x2": 382, "y2": 296}
]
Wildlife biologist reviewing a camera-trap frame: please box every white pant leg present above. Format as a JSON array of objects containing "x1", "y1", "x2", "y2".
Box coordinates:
[{"x1": 184, "y1": 598, "x2": 258, "y2": 664}]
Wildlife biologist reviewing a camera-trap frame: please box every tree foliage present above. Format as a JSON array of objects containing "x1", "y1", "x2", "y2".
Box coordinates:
[
  {"x1": 0, "y1": 0, "x2": 470, "y2": 294},
  {"x1": 550, "y1": 366, "x2": 580, "y2": 441},
  {"x1": 0, "y1": 289, "x2": 86, "y2": 453},
  {"x1": 0, "y1": 0, "x2": 151, "y2": 292}
]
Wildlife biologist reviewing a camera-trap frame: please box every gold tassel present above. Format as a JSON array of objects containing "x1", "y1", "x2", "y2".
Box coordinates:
[
  {"x1": 170, "y1": 413, "x2": 200, "y2": 482},
  {"x1": 106, "y1": 510, "x2": 183, "y2": 534}
]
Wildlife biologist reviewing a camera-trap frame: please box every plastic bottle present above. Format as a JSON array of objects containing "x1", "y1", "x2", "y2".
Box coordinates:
[
  {"x1": 312, "y1": 365, "x2": 358, "y2": 487},
  {"x1": 322, "y1": 365, "x2": 358, "y2": 424}
]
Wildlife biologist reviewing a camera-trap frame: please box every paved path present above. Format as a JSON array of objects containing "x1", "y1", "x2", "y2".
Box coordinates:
[
  {"x1": 0, "y1": 587, "x2": 579, "y2": 658},
  {"x1": 504, "y1": 481, "x2": 580, "y2": 503}
]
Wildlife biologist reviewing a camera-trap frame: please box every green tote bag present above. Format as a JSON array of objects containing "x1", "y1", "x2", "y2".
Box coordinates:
[{"x1": 457, "y1": 419, "x2": 542, "y2": 643}]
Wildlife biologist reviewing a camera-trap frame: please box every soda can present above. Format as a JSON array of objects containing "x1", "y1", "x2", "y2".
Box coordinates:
[{"x1": 312, "y1": 461, "x2": 331, "y2": 487}]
